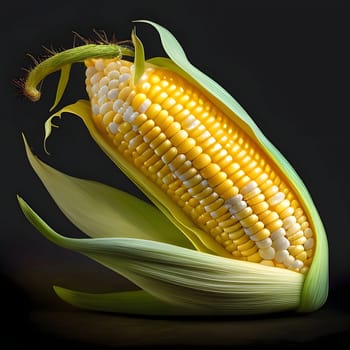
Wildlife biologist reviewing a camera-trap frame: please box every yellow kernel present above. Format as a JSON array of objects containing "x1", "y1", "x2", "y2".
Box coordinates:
[
  {"x1": 235, "y1": 175, "x2": 251, "y2": 189},
  {"x1": 149, "y1": 160, "x2": 164, "y2": 173},
  {"x1": 240, "y1": 245, "x2": 258, "y2": 257},
  {"x1": 157, "y1": 114, "x2": 174, "y2": 130},
  {"x1": 144, "y1": 154, "x2": 159, "y2": 168},
  {"x1": 201, "y1": 163, "x2": 220, "y2": 179},
  {"x1": 291, "y1": 236, "x2": 307, "y2": 245},
  {"x1": 192, "y1": 153, "x2": 211, "y2": 169},
  {"x1": 171, "y1": 130, "x2": 189, "y2": 146},
  {"x1": 260, "y1": 260, "x2": 275, "y2": 267},
  {"x1": 251, "y1": 228, "x2": 270, "y2": 241},
  {"x1": 162, "y1": 147, "x2": 177, "y2": 164},
  {"x1": 131, "y1": 93, "x2": 147, "y2": 110},
  {"x1": 149, "y1": 132, "x2": 166, "y2": 149},
  {"x1": 288, "y1": 245, "x2": 304, "y2": 257},
  {"x1": 233, "y1": 233, "x2": 249, "y2": 246},
  {"x1": 146, "y1": 103, "x2": 162, "y2": 119},
  {"x1": 154, "y1": 91, "x2": 168, "y2": 104},
  {"x1": 164, "y1": 121, "x2": 181, "y2": 138},
  {"x1": 251, "y1": 201, "x2": 269, "y2": 214},
  {"x1": 169, "y1": 104, "x2": 184, "y2": 116},
  {"x1": 246, "y1": 193, "x2": 265, "y2": 206},
  {"x1": 208, "y1": 171, "x2": 227, "y2": 187},
  {"x1": 237, "y1": 239, "x2": 255, "y2": 251},
  {"x1": 260, "y1": 211, "x2": 279, "y2": 224},
  {"x1": 265, "y1": 219, "x2": 283, "y2": 232},
  {"x1": 274, "y1": 199, "x2": 291, "y2": 213},
  {"x1": 133, "y1": 113, "x2": 148, "y2": 128},
  {"x1": 162, "y1": 97, "x2": 176, "y2": 110},
  {"x1": 247, "y1": 252, "x2": 262, "y2": 263},
  {"x1": 186, "y1": 145, "x2": 202, "y2": 161},
  {"x1": 118, "y1": 122, "x2": 132, "y2": 134},
  {"x1": 244, "y1": 221, "x2": 264, "y2": 235},
  {"x1": 143, "y1": 126, "x2": 161, "y2": 143},
  {"x1": 287, "y1": 231, "x2": 304, "y2": 242},
  {"x1": 138, "y1": 120, "x2": 155, "y2": 135},
  {"x1": 214, "y1": 179, "x2": 233, "y2": 196},
  {"x1": 296, "y1": 251, "x2": 307, "y2": 261},
  {"x1": 235, "y1": 207, "x2": 253, "y2": 221},
  {"x1": 240, "y1": 214, "x2": 259, "y2": 228},
  {"x1": 227, "y1": 228, "x2": 245, "y2": 241},
  {"x1": 177, "y1": 137, "x2": 196, "y2": 154}
]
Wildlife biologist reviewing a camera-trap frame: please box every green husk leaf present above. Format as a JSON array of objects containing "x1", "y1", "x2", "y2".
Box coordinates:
[
  {"x1": 23, "y1": 134, "x2": 192, "y2": 247},
  {"x1": 139, "y1": 20, "x2": 328, "y2": 312},
  {"x1": 131, "y1": 28, "x2": 145, "y2": 85},
  {"x1": 53, "y1": 287, "x2": 193, "y2": 316},
  {"x1": 49, "y1": 64, "x2": 71, "y2": 111},
  {"x1": 18, "y1": 196, "x2": 304, "y2": 315}
]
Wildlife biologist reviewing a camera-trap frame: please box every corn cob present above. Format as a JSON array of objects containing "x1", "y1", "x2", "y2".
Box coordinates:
[
  {"x1": 84, "y1": 57, "x2": 314, "y2": 272},
  {"x1": 19, "y1": 21, "x2": 328, "y2": 314}
]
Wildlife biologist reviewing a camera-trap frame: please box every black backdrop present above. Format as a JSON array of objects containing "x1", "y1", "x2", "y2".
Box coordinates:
[{"x1": 1, "y1": 0, "x2": 349, "y2": 348}]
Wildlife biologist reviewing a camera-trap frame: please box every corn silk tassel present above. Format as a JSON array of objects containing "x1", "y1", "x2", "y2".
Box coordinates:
[{"x1": 18, "y1": 20, "x2": 328, "y2": 315}]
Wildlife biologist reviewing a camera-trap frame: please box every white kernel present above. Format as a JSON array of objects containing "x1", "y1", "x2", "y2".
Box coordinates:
[
  {"x1": 98, "y1": 96, "x2": 106, "y2": 106},
  {"x1": 92, "y1": 104, "x2": 100, "y2": 115},
  {"x1": 119, "y1": 73, "x2": 131, "y2": 83},
  {"x1": 229, "y1": 200, "x2": 247, "y2": 214},
  {"x1": 268, "y1": 191, "x2": 285, "y2": 206},
  {"x1": 272, "y1": 236, "x2": 290, "y2": 250},
  {"x1": 107, "y1": 70, "x2": 120, "y2": 80},
  {"x1": 270, "y1": 227, "x2": 286, "y2": 240},
  {"x1": 108, "y1": 122, "x2": 118, "y2": 134},
  {"x1": 256, "y1": 238, "x2": 272, "y2": 248},
  {"x1": 225, "y1": 194, "x2": 243, "y2": 206},
  {"x1": 286, "y1": 223, "x2": 302, "y2": 236},
  {"x1": 105, "y1": 62, "x2": 119, "y2": 72},
  {"x1": 275, "y1": 250, "x2": 289, "y2": 263},
  {"x1": 199, "y1": 130, "x2": 211, "y2": 141},
  {"x1": 284, "y1": 255, "x2": 295, "y2": 267},
  {"x1": 120, "y1": 66, "x2": 130, "y2": 74},
  {"x1": 304, "y1": 228, "x2": 313, "y2": 238},
  {"x1": 291, "y1": 259, "x2": 304, "y2": 270},
  {"x1": 86, "y1": 66, "x2": 97, "y2": 78},
  {"x1": 259, "y1": 246, "x2": 275, "y2": 260},
  {"x1": 99, "y1": 76, "x2": 110, "y2": 87},
  {"x1": 109, "y1": 79, "x2": 119, "y2": 89},
  {"x1": 90, "y1": 83, "x2": 99, "y2": 95},
  {"x1": 100, "y1": 102, "x2": 113, "y2": 115},
  {"x1": 90, "y1": 72, "x2": 102, "y2": 85},
  {"x1": 123, "y1": 106, "x2": 134, "y2": 122},
  {"x1": 107, "y1": 88, "x2": 119, "y2": 100},
  {"x1": 113, "y1": 99, "x2": 124, "y2": 112},
  {"x1": 138, "y1": 99, "x2": 152, "y2": 113},
  {"x1": 128, "y1": 112, "x2": 139, "y2": 123},
  {"x1": 304, "y1": 238, "x2": 314, "y2": 250},
  {"x1": 98, "y1": 85, "x2": 109, "y2": 99},
  {"x1": 241, "y1": 181, "x2": 258, "y2": 195},
  {"x1": 182, "y1": 114, "x2": 195, "y2": 127},
  {"x1": 94, "y1": 59, "x2": 105, "y2": 71},
  {"x1": 283, "y1": 216, "x2": 297, "y2": 229},
  {"x1": 183, "y1": 174, "x2": 202, "y2": 188}
]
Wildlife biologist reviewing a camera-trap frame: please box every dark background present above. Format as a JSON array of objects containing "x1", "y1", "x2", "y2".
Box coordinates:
[{"x1": 1, "y1": 0, "x2": 349, "y2": 348}]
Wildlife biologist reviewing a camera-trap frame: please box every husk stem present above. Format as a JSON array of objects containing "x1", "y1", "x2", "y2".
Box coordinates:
[{"x1": 24, "y1": 44, "x2": 134, "y2": 102}]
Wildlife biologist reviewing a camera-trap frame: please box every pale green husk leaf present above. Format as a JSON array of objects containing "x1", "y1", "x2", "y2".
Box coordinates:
[
  {"x1": 23, "y1": 134, "x2": 192, "y2": 247},
  {"x1": 50, "y1": 64, "x2": 71, "y2": 111},
  {"x1": 131, "y1": 29, "x2": 145, "y2": 85},
  {"x1": 18, "y1": 196, "x2": 304, "y2": 316}
]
